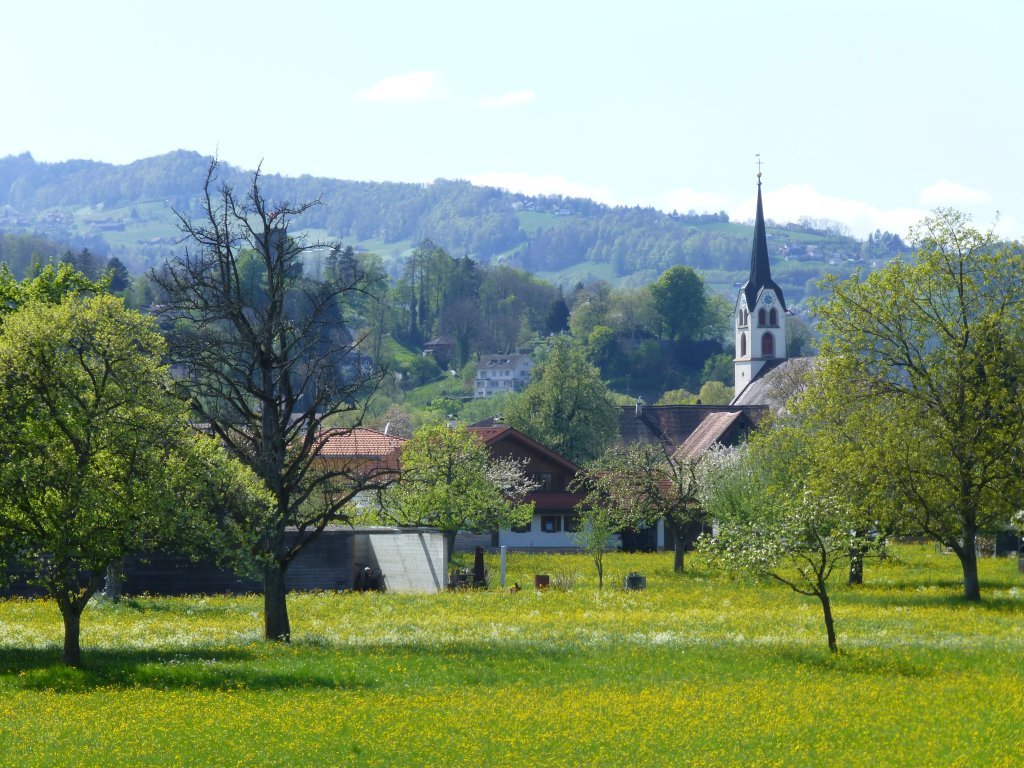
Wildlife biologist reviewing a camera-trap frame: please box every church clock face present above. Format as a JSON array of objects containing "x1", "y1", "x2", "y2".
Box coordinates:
[{"x1": 761, "y1": 293, "x2": 775, "y2": 307}]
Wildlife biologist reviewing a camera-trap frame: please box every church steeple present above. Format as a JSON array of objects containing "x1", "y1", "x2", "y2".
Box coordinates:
[
  {"x1": 733, "y1": 166, "x2": 789, "y2": 401},
  {"x1": 742, "y1": 175, "x2": 787, "y2": 312}
]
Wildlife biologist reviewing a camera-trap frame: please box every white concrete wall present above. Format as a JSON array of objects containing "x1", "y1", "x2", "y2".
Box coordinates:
[{"x1": 363, "y1": 530, "x2": 446, "y2": 594}]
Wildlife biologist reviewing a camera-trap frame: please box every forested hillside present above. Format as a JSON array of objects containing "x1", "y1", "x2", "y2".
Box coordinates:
[{"x1": 0, "y1": 151, "x2": 909, "y2": 305}]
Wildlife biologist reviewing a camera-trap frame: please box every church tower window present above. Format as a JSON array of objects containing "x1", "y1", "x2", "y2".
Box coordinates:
[{"x1": 762, "y1": 332, "x2": 774, "y2": 358}]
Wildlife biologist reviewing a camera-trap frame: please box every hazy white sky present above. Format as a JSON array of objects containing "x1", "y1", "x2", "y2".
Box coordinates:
[{"x1": 2, "y1": 0, "x2": 1021, "y2": 238}]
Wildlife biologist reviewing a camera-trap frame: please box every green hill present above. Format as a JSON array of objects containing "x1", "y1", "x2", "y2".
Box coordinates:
[{"x1": 0, "y1": 151, "x2": 908, "y2": 306}]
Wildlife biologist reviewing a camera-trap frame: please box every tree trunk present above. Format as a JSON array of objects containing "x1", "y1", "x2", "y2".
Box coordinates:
[
  {"x1": 818, "y1": 584, "x2": 837, "y2": 653},
  {"x1": 444, "y1": 530, "x2": 458, "y2": 564},
  {"x1": 958, "y1": 526, "x2": 981, "y2": 602},
  {"x1": 667, "y1": 518, "x2": 686, "y2": 573},
  {"x1": 263, "y1": 562, "x2": 291, "y2": 642},
  {"x1": 60, "y1": 602, "x2": 83, "y2": 667}
]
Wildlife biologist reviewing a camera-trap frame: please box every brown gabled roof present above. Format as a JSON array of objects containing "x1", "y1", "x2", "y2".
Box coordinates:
[
  {"x1": 467, "y1": 425, "x2": 512, "y2": 443},
  {"x1": 672, "y1": 411, "x2": 744, "y2": 461},
  {"x1": 617, "y1": 404, "x2": 766, "y2": 451},
  {"x1": 317, "y1": 427, "x2": 406, "y2": 458},
  {"x1": 467, "y1": 424, "x2": 581, "y2": 474}
]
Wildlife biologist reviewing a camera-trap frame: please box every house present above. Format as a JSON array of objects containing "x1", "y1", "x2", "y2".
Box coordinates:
[
  {"x1": 460, "y1": 423, "x2": 587, "y2": 551},
  {"x1": 474, "y1": 353, "x2": 534, "y2": 399},
  {"x1": 315, "y1": 426, "x2": 405, "y2": 476},
  {"x1": 619, "y1": 400, "x2": 766, "y2": 453},
  {"x1": 423, "y1": 336, "x2": 455, "y2": 368},
  {"x1": 615, "y1": 399, "x2": 768, "y2": 550}
]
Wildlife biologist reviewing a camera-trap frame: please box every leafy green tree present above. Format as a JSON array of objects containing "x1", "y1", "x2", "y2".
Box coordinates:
[
  {"x1": 697, "y1": 435, "x2": 871, "y2": 653},
  {"x1": 656, "y1": 388, "x2": 697, "y2": 405},
  {"x1": 585, "y1": 324, "x2": 617, "y2": 374},
  {"x1": 0, "y1": 262, "x2": 105, "y2": 318},
  {"x1": 105, "y1": 257, "x2": 132, "y2": 293},
  {"x1": 785, "y1": 315, "x2": 817, "y2": 357},
  {"x1": 701, "y1": 353, "x2": 734, "y2": 387},
  {"x1": 695, "y1": 381, "x2": 733, "y2": 405},
  {"x1": 700, "y1": 293, "x2": 734, "y2": 343},
  {"x1": 568, "y1": 280, "x2": 613, "y2": 340},
  {"x1": 571, "y1": 503, "x2": 619, "y2": 590},
  {"x1": 544, "y1": 292, "x2": 570, "y2": 335},
  {"x1": 650, "y1": 265, "x2": 706, "y2": 341},
  {"x1": 0, "y1": 294, "x2": 267, "y2": 666},
  {"x1": 61, "y1": 247, "x2": 102, "y2": 281},
  {"x1": 504, "y1": 335, "x2": 619, "y2": 465},
  {"x1": 807, "y1": 209, "x2": 1024, "y2": 602},
  {"x1": 574, "y1": 442, "x2": 704, "y2": 573},
  {"x1": 378, "y1": 423, "x2": 536, "y2": 559},
  {"x1": 152, "y1": 160, "x2": 389, "y2": 641}
]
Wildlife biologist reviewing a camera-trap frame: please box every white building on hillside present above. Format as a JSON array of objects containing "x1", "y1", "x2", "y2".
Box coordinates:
[{"x1": 474, "y1": 353, "x2": 534, "y2": 399}]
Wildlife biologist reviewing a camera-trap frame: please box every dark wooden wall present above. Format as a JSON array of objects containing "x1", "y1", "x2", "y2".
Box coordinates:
[{"x1": 2, "y1": 530, "x2": 357, "y2": 597}]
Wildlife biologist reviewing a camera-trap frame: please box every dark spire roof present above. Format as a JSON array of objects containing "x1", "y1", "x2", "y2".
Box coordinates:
[{"x1": 741, "y1": 178, "x2": 787, "y2": 312}]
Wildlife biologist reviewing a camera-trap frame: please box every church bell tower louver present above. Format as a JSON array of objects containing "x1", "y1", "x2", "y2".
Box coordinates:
[{"x1": 734, "y1": 169, "x2": 788, "y2": 398}]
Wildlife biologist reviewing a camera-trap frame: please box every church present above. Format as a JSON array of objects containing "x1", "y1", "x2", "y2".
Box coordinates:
[{"x1": 732, "y1": 171, "x2": 789, "y2": 402}]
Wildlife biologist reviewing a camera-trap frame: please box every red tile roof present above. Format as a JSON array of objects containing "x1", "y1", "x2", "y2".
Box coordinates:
[{"x1": 317, "y1": 428, "x2": 406, "y2": 458}]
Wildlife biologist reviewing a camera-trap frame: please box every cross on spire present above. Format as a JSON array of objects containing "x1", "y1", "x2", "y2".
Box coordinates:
[{"x1": 756, "y1": 154, "x2": 763, "y2": 183}]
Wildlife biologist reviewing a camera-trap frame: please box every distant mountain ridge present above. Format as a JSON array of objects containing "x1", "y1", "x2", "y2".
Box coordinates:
[{"x1": 0, "y1": 151, "x2": 900, "y2": 304}]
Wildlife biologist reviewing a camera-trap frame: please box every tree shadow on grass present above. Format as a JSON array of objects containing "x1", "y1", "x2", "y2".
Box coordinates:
[
  {"x1": 841, "y1": 583, "x2": 1024, "y2": 613},
  {"x1": 0, "y1": 645, "x2": 385, "y2": 694},
  {"x1": 0, "y1": 640, "x2": 583, "y2": 694},
  {"x1": 766, "y1": 644, "x2": 939, "y2": 679}
]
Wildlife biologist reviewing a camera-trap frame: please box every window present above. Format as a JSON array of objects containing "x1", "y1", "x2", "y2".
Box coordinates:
[
  {"x1": 541, "y1": 515, "x2": 562, "y2": 533},
  {"x1": 757, "y1": 308, "x2": 767, "y2": 326},
  {"x1": 769, "y1": 308, "x2": 778, "y2": 326},
  {"x1": 531, "y1": 472, "x2": 555, "y2": 491},
  {"x1": 762, "y1": 332, "x2": 775, "y2": 357},
  {"x1": 563, "y1": 514, "x2": 579, "y2": 533},
  {"x1": 739, "y1": 333, "x2": 746, "y2": 357}
]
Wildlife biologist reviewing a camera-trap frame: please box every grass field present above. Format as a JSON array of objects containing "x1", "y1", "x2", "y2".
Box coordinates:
[{"x1": 1, "y1": 545, "x2": 1022, "y2": 767}]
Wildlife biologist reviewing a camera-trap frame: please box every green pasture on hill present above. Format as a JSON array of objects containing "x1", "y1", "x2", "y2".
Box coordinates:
[{"x1": 1, "y1": 545, "x2": 1022, "y2": 767}]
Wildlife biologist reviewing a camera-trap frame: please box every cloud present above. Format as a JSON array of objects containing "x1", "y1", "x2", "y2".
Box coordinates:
[
  {"x1": 356, "y1": 71, "x2": 447, "y2": 103},
  {"x1": 660, "y1": 188, "x2": 731, "y2": 214},
  {"x1": 467, "y1": 171, "x2": 616, "y2": 204},
  {"x1": 477, "y1": 90, "x2": 536, "y2": 109},
  {"x1": 919, "y1": 180, "x2": 991, "y2": 206},
  {"x1": 728, "y1": 184, "x2": 928, "y2": 239}
]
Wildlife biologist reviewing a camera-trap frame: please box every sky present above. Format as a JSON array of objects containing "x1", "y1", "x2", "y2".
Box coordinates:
[{"x1": 3, "y1": 0, "x2": 1022, "y2": 239}]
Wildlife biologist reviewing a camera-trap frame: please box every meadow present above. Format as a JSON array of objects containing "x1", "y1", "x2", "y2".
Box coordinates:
[{"x1": 1, "y1": 545, "x2": 1022, "y2": 767}]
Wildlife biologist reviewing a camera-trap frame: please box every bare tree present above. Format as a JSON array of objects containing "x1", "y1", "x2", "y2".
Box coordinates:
[{"x1": 152, "y1": 160, "x2": 389, "y2": 641}]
